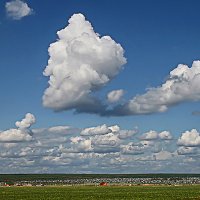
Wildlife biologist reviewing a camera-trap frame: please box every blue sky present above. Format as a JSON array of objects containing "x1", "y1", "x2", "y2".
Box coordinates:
[{"x1": 0, "y1": 0, "x2": 200, "y2": 173}]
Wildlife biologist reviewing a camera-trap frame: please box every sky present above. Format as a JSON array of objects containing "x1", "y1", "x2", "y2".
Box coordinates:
[{"x1": 0, "y1": 0, "x2": 200, "y2": 173}]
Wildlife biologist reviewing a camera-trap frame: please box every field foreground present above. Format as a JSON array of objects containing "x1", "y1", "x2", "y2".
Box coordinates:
[{"x1": 0, "y1": 185, "x2": 200, "y2": 200}]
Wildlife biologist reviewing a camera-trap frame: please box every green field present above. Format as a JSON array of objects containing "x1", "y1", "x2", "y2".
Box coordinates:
[{"x1": 0, "y1": 185, "x2": 200, "y2": 200}]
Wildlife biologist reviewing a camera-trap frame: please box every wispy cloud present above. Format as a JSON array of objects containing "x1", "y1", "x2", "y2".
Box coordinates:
[{"x1": 5, "y1": 0, "x2": 33, "y2": 20}]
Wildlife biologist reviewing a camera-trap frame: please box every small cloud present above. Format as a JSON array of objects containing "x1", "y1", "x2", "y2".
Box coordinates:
[
  {"x1": 177, "y1": 129, "x2": 200, "y2": 147},
  {"x1": 140, "y1": 130, "x2": 173, "y2": 141},
  {"x1": 107, "y1": 89, "x2": 125, "y2": 103},
  {"x1": 15, "y1": 113, "x2": 36, "y2": 129},
  {"x1": 80, "y1": 124, "x2": 112, "y2": 136},
  {"x1": 158, "y1": 131, "x2": 173, "y2": 140},
  {"x1": 140, "y1": 130, "x2": 158, "y2": 140},
  {"x1": 121, "y1": 142, "x2": 144, "y2": 155},
  {"x1": 0, "y1": 129, "x2": 32, "y2": 143},
  {"x1": 5, "y1": 0, "x2": 33, "y2": 20},
  {"x1": 0, "y1": 113, "x2": 35, "y2": 143},
  {"x1": 118, "y1": 129, "x2": 138, "y2": 139}
]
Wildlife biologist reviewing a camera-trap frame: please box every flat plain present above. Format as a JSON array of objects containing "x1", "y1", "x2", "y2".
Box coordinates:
[{"x1": 0, "y1": 185, "x2": 200, "y2": 200}]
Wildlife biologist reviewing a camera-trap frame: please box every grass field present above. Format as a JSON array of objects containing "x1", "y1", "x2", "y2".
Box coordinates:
[{"x1": 0, "y1": 185, "x2": 200, "y2": 200}]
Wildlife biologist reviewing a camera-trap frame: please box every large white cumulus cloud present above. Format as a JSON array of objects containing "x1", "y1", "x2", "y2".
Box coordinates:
[
  {"x1": 115, "y1": 61, "x2": 200, "y2": 115},
  {"x1": 42, "y1": 13, "x2": 200, "y2": 116},
  {"x1": 43, "y1": 13, "x2": 126, "y2": 113}
]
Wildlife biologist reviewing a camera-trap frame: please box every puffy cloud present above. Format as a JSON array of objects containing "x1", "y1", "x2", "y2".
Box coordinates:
[
  {"x1": 108, "y1": 125, "x2": 120, "y2": 132},
  {"x1": 65, "y1": 136, "x2": 93, "y2": 153},
  {"x1": 81, "y1": 123, "x2": 138, "y2": 140},
  {"x1": 80, "y1": 124, "x2": 112, "y2": 136},
  {"x1": 15, "y1": 113, "x2": 36, "y2": 129},
  {"x1": 92, "y1": 133, "x2": 120, "y2": 147},
  {"x1": 121, "y1": 142, "x2": 145, "y2": 155},
  {"x1": 140, "y1": 130, "x2": 173, "y2": 140},
  {"x1": 107, "y1": 89, "x2": 124, "y2": 103},
  {"x1": 90, "y1": 132, "x2": 121, "y2": 153},
  {"x1": 0, "y1": 113, "x2": 35, "y2": 143},
  {"x1": 43, "y1": 13, "x2": 126, "y2": 114},
  {"x1": 0, "y1": 119, "x2": 199, "y2": 173},
  {"x1": 111, "y1": 61, "x2": 200, "y2": 115},
  {"x1": 5, "y1": 0, "x2": 33, "y2": 20},
  {"x1": 140, "y1": 130, "x2": 158, "y2": 140},
  {"x1": 177, "y1": 129, "x2": 200, "y2": 146},
  {"x1": 158, "y1": 131, "x2": 173, "y2": 140},
  {"x1": 0, "y1": 129, "x2": 32, "y2": 143},
  {"x1": 42, "y1": 13, "x2": 200, "y2": 117}
]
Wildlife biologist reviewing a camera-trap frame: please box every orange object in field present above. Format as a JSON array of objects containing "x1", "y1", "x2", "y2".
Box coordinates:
[{"x1": 100, "y1": 182, "x2": 108, "y2": 186}]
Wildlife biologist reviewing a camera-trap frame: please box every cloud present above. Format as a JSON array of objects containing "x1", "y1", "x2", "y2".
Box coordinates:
[
  {"x1": 1, "y1": 118, "x2": 200, "y2": 173},
  {"x1": 41, "y1": 12, "x2": 200, "y2": 117},
  {"x1": 92, "y1": 132, "x2": 120, "y2": 147},
  {"x1": 0, "y1": 113, "x2": 35, "y2": 142},
  {"x1": 140, "y1": 130, "x2": 158, "y2": 140},
  {"x1": 158, "y1": 131, "x2": 173, "y2": 140},
  {"x1": 80, "y1": 124, "x2": 112, "y2": 136},
  {"x1": 43, "y1": 13, "x2": 126, "y2": 114},
  {"x1": 61, "y1": 136, "x2": 93, "y2": 153},
  {"x1": 111, "y1": 61, "x2": 200, "y2": 115},
  {"x1": 118, "y1": 129, "x2": 138, "y2": 139},
  {"x1": 15, "y1": 113, "x2": 36, "y2": 129},
  {"x1": 108, "y1": 125, "x2": 120, "y2": 132},
  {"x1": 140, "y1": 130, "x2": 173, "y2": 141},
  {"x1": 107, "y1": 89, "x2": 125, "y2": 103},
  {"x1": 42, "y1": 12, "x2": 200, "y2": 117},
  {"x1": 0, "y1": 129, "x2": 32, "y2": 143},
  {"x1": 153, "y1": 150, "x2": 174, "y2": 161},
  {"x1": 177, "y1": 146, "x2": 200, "y2": 155},
  {"x1": 5, "y1": 0, "x2": 33, "y2": 20},
  {"x1": 177, "y1": 129, "x2": 200, "y2": 146},
  {"x1": 121, "y1": 142, "x2": 145, "y2": 155},
  {"x1": 81, "y1": 124, "x2": 138, "y2": 140}
]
